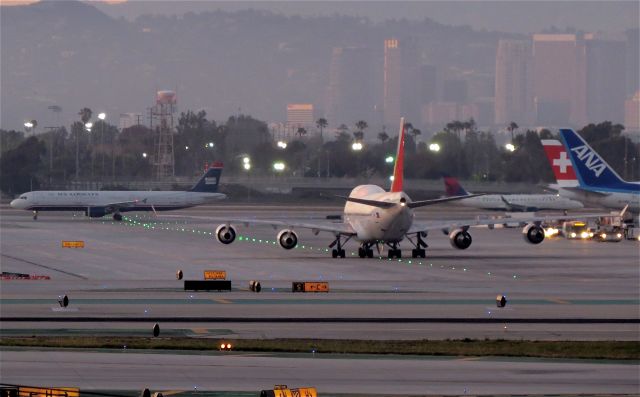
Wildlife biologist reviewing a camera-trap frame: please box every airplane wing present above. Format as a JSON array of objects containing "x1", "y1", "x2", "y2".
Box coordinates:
[
  {"x1": 161, "y1": 215, "x2": 356, "y2": 236},
  {"x1": 561, "y1": 186, "x2": 611, "y2": 196},
  {"x1": 499, "y1": 195, "x2": 529, "y2": 212},
  {"x1": 408, "y1": 212, "x2": 617, "y2": 234}
]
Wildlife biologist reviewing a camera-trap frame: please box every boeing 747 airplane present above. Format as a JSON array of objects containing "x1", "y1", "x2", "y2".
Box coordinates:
[{"x1": 10, "y1": 163, "x2": 226, "y2": 220}]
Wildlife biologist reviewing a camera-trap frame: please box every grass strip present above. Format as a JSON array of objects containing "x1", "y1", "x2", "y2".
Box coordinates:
[{"x1": 0, "y1": 337, "x2": 638, "y2": 360}]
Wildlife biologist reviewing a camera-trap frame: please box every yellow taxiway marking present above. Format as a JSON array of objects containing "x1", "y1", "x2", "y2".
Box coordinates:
[
  {"x1": 213, "y1": 298, "x2": 232, "y2": 304},
  {"x1": 548, "y1": 298, "x2": 571, "y2": 304},
  {"x1": 191, "y1": 328, "x2": 208, "y2": 335}
]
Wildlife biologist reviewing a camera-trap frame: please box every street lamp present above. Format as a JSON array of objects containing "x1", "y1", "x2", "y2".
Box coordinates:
[
  {"x1": 85, "y1": 122, "x2": 93, "y2": 132},
  {"x1": 273, "y1": 162, "x2": 285, "y2": 171},
  {"x1": 98, "y1": 112, "x2": 106, "y2": 120},
  {"x1": 142, "y1": 152, "x2": 148, "y2": 158},
  {"x1": 351, "y1": 142, "x2": 363, "y2": 151},
  {"x1": 97, "y1": 112, "x2": 107, "y2": 181},
  {"x1": 385, "y1": 155, "x2": 394, "y2": 164},
  {"x1": 205, "y1": 142, "x2": 214, "y2": 149},
  {"x1": 505, "y1": 143, "x2": 516, "y2": 152},
  {"x1": 185, "y1": 146, "x2": 189, "y2": 150},
  {"x1": 429, "y1": 143, "x2": 440, "y2": 152},
  {"x1": 277, "y1": 141, "x2": 287, "y2": 149}
]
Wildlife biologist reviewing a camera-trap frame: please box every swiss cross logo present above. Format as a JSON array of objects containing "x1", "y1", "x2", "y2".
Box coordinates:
[
  {"x1": 542, "y1": 142, "x2": 577, "y2": 180},
  {"x1": 553, "y1": 151, "x2": 572, "y2": 174}
]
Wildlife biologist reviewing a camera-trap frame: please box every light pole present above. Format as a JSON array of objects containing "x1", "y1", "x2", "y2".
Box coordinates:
[
  {"x1": 242, "y1": 156, "x2": 251, "y2": 201},
  {"x1": 505, "y1": 143, "x2": 516, "y2": 152},
  {"x1": 428, "y1": 143, "x2": 441, "y2": 152},
  {"x1": 85, "y1": 122, "x2": 94, "y2": 181},
  {"x1": 98, "y1": 112, "x2": 106, "y2": 181}
]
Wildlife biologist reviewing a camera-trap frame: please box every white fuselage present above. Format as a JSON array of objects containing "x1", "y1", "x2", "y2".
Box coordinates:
[
  {"x1": 343, "y1": 185, "x2": 413, "y2": 243},
  {"x1": 553, "y1": 187, "x2": 640, "y2": 213},
  {"x1": 455, "y1": 194, "x2": 583, "y2": 211},
  {"x1": 10, "y1": 190, "x2": 225, "y2": 212}
]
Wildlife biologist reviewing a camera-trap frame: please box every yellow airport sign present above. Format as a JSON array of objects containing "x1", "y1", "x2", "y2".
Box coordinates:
[
  {"x1": 61, "y1": 241, "x2": 84, "y2": 248},
  {"x1": 18, "y1": 387, "x2": 79, "y2": 397},
  {"x1": 204, "y1": 270, "x2": 226, "y2": 280}
]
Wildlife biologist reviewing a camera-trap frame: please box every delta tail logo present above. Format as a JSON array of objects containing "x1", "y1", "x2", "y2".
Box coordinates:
[{"x1": 570, "y1": 145, "x2": 606, "y2": 178}]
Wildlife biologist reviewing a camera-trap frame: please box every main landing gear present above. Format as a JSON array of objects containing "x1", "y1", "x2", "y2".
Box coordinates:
[
  {"x1": 357, "y1": 243, "x2": 374, "y2": 258},
  {"x1": 329, "y1": 234, "x2": 351, "y2": 258}
]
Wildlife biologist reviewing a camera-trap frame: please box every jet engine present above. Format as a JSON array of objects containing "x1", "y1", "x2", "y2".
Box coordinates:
[
  {"x1": 449, "y1": 228, "x2": 472, "y2": 249},
  {"x1": 277, "y1": 229, "x2": 298, "y2": 250},
  {"x1": 86, "y1": 207, "x2": 108, "y2": 218},
  {"x1": 522, "y1": 224, "x2": 545, "y2": 244},
  {"x1": 216, "y1": 224, "x2": 236, "y2": 244}
]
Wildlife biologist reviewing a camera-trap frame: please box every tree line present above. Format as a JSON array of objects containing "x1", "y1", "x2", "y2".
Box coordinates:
[{"x1": 1, "y1": 108, "x2": 637, "y2": 196}]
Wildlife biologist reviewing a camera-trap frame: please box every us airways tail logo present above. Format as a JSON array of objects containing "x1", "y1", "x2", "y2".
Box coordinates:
[{"x1": 571, "y1": 145, "x2": 606, "y2": 178}]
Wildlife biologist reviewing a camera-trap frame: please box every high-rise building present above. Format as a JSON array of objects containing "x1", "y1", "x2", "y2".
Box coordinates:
[
  {"x1": 383, "y1": 38, "x2": 421, "y2": 128},
  {"x1": 626, "y1": 29, "x2": 640, "y2": 97},
  {"x1": 532, "y1": 34, "x2": 587, "y2": 126},
  {"x1": 325, "y1": 47, "x2": 375, "y2": 128},
  {"x1": 625, "y1": 91, "x2": 640, "y2": 131},
  {"x1": 286, "y1": 104, "x2": 314, "y2": 128},
  {"x1": 494, "y1": 39, "x2": 533, "y2": 125},
  {"x1": 585, "y1": 36, "x2": 626, "y2": 123},
  {"x1": 419, "y1": 64, "x2": 437, "y2": 105},
  {"x1": 442, "y1": 80, "x2": 468, "y2": 103}
]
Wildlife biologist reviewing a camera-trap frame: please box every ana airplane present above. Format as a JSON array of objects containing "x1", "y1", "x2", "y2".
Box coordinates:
[
  {"x1": 10, "y1": 163, "x2": 226, "y2": 220},
  {"x1": 542, "y1": 129, "x2": 639, "y2": 213},
  {"x1": 442, "y1": 174, "x2": 583, "y2": 212},
  {"x1": 207, "y1": 119, "x2": 604, "y2": 259}
]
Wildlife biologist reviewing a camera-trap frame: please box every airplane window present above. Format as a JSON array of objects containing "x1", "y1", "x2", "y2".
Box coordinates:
[{"x1": 20, "y1": 196, "x2": 27, "y2": 199}]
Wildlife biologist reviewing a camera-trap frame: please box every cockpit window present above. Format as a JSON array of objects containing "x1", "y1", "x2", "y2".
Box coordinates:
[{"x1": 20, "y1": 196, "x2": 27, "y2": 199}]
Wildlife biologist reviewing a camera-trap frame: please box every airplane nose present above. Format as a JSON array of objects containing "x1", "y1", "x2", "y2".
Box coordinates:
[{"x1": 10, "y1": 199, "x2": 18, "y2": 208}]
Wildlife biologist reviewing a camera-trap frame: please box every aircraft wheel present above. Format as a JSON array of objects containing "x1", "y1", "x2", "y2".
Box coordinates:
[
  {"x1": 339, "y1": 249, "x2": 346, "y2": 258},
  {"x1": 366, "y1": 249, "x2": 374, "y2": 258},
  {"x1": 332, "y1": 249, "x2": 338, "y2": 258},
  {"x1": 358, "y1": 248, "x2": 366, "y2": 258},
  {"x1": 113, "y1": 213, "x2": 123, "y2": 221},
  {"x1": 412, "y1": 249, "x2": 425, "y2": 258}
]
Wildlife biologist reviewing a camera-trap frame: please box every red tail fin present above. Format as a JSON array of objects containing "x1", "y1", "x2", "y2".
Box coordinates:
[
  {"x1": 541, "y1": 139, "x2": 577, "y2": 186},
  {"x1": 390, "y1": 117, "x2": 405, "y2": 192}
]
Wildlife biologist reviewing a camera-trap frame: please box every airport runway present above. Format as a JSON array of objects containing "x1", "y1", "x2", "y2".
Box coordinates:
[
  {"x1": 1, "y1": 349, "x2": 638, "y2": 395},
  {"x1": 1, "y1": 205, "x2": 639, "y2": 394}
]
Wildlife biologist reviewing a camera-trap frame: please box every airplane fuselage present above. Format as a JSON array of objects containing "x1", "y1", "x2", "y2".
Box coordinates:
[
  {"x1": 10, "y1": 190, "x2": 225, "y2": 212},
  {"x1": 555, "y1": 187, "x2": 640, "y2": 213},
  {"x1": 343, "y1": 185, "x2": 413, "y2": 243},
  {"x1": 455, "y1": 194, "x2": 583, "y2": 211}
]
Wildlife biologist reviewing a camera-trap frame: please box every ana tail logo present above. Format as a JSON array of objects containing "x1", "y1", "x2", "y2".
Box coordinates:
[{"x1": 570, "y1": 145, "x2": 606, "y2": 178}]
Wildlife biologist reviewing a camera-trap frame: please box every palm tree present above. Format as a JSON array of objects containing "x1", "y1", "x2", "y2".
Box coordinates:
[
  {"x1": 336, "y1": 123, "x2": 349, "y2": 139},
  {"x1": 354, "y1": 120, "x2": 368, "y2": 142},
  {"x1": 79, "y1": 108, "x2": 92, "y2": 124},
  {"x1": 507, "y1": 121, "x2": 519, "y2": 141},
  {"x1": 296, "y1": 127, "x2": 307, "y2": 138},
  {"x1": 377, "y1": 131, "x2": 389, "y2": 144},
  {"x1": 316, "y1": 118, "x2": 328, "y2": 141},
  {"x1": 410, "y1": 128, "x2": 421, "y2": 141}
]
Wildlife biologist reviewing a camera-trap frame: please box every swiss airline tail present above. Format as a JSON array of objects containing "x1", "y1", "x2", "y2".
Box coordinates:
[
  {"x1": 390, "y1": 118, "x2": 405, "y2": 192},
  {"x1": 541, "y1": 139, "x2": 578, "y2": 187}
]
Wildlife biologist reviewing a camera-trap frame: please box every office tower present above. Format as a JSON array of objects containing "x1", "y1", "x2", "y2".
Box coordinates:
[
  {"x1": 494, "y1": 39, "x2": 533, "y2": 125},
  {"x1": 325, "y1": 47, "x2": 375, "y2": 128},
  {"x1": 383, "y1": 38, "x2": 420, "y2": 128},
  {"x1": 287, "y1": 104, "x2": 314, "y2": 128},
  {"x1": 532, "y1": 34, "x2": 587, "y2": 126},
  {"x1": 585, "y1": 37, "x2": 626, "y2": 123}
]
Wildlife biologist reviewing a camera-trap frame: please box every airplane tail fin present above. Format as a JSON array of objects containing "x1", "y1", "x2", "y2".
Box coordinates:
[
  {"x1": 189, "y1": 161, "x2": 223, "y2": 193},
  {"x1": 390, "y1": 117, "x2": 405, "y2": 193},
  {"x1": 541, "y1": 139, "x2": 578, "y2": 187},
  {"x1": 559, "y1": 128, "x2": 626, "y2": 189},
  {"x1": 441, "y1": 173, "x2": 469, "y2": 197}
]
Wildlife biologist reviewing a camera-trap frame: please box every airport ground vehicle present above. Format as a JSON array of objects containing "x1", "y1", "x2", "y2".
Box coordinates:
[{"x1": 561, "y1": 221, "x2": 594, "y2": 240}]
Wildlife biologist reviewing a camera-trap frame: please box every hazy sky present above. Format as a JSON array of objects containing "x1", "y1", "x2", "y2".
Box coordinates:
[{"x1": 91, "y1": 1, "x2": 639, "y2": 34}]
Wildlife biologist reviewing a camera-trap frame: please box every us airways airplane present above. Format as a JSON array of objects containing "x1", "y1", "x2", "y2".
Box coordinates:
[
  {"x1": 10, "y1": 163, "x2": 226, "y2": 220},
  {"x1": 201, "y1": 119, "x2": 605, "y2": 259},
  {"x1": 442, "y1": 174, "x2": 583, "y2": 211},
  {"x1": 542, "y1": 129, "x2": 639, "y2": 213}
]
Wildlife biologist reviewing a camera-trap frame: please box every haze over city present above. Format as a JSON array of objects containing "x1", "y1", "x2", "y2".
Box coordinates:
[{"x1": 1, "y1": 0, "x2": 638, "y2": 134}]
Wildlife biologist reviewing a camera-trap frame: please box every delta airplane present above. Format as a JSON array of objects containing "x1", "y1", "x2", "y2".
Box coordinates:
[
  {"x1": 441, "y1": 174, "x2": 583, "y2": 212},
  {"x1": 542, "y1": 129, "x2": 639, "y2": 213},
  {"x1": 206, "y1": 119, "x2": 604, "y2": 259},
  {"x1": 10, "y1": 163, "x2": 226, "y2": 220}
]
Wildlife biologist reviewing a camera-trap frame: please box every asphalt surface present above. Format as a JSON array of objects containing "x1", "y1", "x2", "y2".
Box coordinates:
[{"x1": 1, "y1": 205, "x2": 639, "y2": 394}]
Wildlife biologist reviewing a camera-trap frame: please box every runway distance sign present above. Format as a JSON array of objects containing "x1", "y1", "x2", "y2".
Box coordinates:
[
  {"x1": 204, "y1": 270, "x2": 226, "y2": 280},
  {"x1": 61, "y1": 241, "x2": 84, "y2": 248},
  {"x1": 261, "y1": 387, "x2": 317, "y2": 397},
  {"x1": 18, "y1": 387, "x2": 79, "y2": 397}
]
